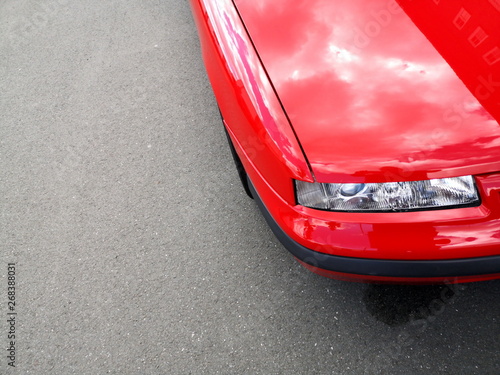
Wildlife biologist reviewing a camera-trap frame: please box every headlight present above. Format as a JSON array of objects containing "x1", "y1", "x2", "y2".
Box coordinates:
[{"x1": 295, "y1": 176, "x2": 480, "y2": 212}]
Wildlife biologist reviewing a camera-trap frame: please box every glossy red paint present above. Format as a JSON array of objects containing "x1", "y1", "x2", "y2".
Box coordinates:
[
  {"x1": 234, "y1": 0, "x2": 500, "y2": 183},
  {"x1": 189, "y1": 0, "x2": 313, "y2": 206},
  {"x1": 398, "y1": 0, "x2": 500, "y2": 126},
  {"x1": 249, "y1": 165, "x2": 500, "y2": 261},
  {"x1": 190, "y1": 0, "x2": 500, "y2": 283}
]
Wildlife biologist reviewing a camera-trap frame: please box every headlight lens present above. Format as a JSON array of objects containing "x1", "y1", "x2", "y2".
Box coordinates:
[{"x1": 295, "y1": 176, "x2": 480, "y2": 212}]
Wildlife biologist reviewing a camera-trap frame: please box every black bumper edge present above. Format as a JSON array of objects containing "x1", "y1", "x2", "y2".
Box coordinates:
[{"x1": 248, "y1": 179, "x2": 500, "y2": 278}]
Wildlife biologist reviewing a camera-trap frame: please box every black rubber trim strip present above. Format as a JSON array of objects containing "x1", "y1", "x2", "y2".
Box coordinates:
[{"x1": 248, "y1": 178, "x2": 500, "y2": 278}]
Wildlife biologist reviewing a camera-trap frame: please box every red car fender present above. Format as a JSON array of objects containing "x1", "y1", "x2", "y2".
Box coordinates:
[{"x1": 189, "y1": 0, "x2": 314, "y2": 206}]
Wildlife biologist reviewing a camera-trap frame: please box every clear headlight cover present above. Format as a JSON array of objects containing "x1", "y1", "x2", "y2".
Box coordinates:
[{"x1": 295, "y1": 176, "x2": 480, "y2": 212}]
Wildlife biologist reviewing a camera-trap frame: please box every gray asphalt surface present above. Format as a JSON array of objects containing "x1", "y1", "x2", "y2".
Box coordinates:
[{"x1": 1, "y1": 1, "x2": 499, "y2": 374}]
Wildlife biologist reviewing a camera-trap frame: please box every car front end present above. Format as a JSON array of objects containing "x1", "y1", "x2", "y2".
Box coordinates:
[{"x1": 190, "y1": 0, "x2": 500, "y2": 283}]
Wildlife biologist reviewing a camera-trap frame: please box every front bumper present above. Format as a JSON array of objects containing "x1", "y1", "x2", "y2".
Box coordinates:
[{"x1": 248, "y1": 176, "x2": 500, "y2": 284}]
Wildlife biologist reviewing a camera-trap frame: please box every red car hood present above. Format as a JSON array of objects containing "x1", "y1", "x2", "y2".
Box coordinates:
[{"x1": 234, "y1": 0, "x2": 500, "y2": 183}]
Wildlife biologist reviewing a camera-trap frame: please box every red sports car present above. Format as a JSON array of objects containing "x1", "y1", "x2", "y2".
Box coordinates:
[{"x1": 189, "y1": 0, "x2": 500, "y2": 283}]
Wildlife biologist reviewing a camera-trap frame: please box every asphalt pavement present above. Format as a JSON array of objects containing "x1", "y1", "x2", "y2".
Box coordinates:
[{"x1": 1, "y1": 0, "x2": 499, "y2": 374}]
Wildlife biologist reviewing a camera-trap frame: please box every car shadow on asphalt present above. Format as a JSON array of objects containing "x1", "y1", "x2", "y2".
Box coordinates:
[{"x1": 362, "y1": 280, "x2": 500, "y2": 327}]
